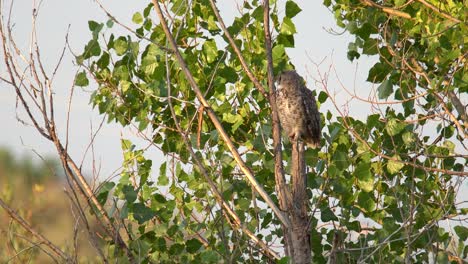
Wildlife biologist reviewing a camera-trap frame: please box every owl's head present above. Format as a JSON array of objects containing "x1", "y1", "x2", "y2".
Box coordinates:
[{"x1": 276, "y1": 70, "x2": 302, "y2": 91}]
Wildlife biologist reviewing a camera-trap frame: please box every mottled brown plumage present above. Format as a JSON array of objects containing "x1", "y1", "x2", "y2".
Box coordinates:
[{"x1": 275, "y1": 70, "x2": 321, "y2": 148}]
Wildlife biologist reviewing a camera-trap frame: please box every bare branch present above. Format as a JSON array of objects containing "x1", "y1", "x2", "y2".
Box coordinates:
[
  {"x1": 320, "y1": 74, "x2": 467, "y2": 177},
  {"x1": 0, "y1": 198, "x2": 70, "y2": 262},
  {"x1": 0, "y1": 2, "x2": 135, "y2": 260}
]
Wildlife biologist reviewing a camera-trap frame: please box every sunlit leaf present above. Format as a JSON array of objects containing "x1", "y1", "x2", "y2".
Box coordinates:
[
  {"x1": 387, "y1": 155, "x2": 404, "y2": 174},
  {"x1": 132, "y1": 12, "x2": 143, "y2": 24}
]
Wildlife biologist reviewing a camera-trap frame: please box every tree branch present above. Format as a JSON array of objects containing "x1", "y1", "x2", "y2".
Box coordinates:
[
  {"x1": 208, "y1": 0, "x2": 268, "y2": 98},
  {"x1": 263, "y1": 0, "x2": 293, "y2": 258},
  {"x1": 322, "y1": 77, "x2": 467, "y2": 177},
  {"x1": 0, "y1": 4, "x2": 134, "y2": 260},
  {"x1": 164, "y1": 47, "x2": 280, "y2": 260},
  {"x1": 0, "y1": 198, "x2": 70, "y2": 262},
  {"x1": 151, "y1": 0, "x2": 290, "y2": 229},
  {"x1": 448, "y1": 90, "x2": 467, "y2": 124},
  {"x1": 415, "y1": 0, "x2": 461, "y2": 23},
  {"x1": 359, "y1": 0, "x2": 411, "y2": 19}
]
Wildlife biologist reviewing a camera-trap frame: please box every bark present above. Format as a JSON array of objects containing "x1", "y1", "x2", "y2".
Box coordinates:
[
  {"x1": 262, "y1": 0, "x2": 293, "y2": 258},
  {"x1": 290, "y1": 141, "x2": 311, "y2": 264},
  {"x1": 448, "y1": 91, "x2": 467, "y2": 124}
]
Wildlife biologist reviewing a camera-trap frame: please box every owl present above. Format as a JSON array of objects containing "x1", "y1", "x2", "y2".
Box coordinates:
[{"x1": 275, "y1": 70, "x2": 321, "y2": 148}]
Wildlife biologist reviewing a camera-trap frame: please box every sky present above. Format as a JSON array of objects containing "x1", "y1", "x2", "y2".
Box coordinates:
[{"x1": 0, "y1": 0, "x2": 388, "y2": 179}]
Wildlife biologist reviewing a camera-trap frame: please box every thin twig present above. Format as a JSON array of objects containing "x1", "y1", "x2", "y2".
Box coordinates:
[
  {"x1": 151, "y1": 0, "x2": 290, "y2": 228},
  {"x1": 163, "y1": 33, "x2": 279, "y2": 260},
  {"x1": 0, "y1": 198, "x2": 70, "y2": 262},
  {"x1": 208, "y1": 0, "x2": 268, "y2": 98}
]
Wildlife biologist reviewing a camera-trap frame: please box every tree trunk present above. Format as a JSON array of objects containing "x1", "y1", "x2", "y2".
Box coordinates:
[{"x1": 290, "y1": 141, "x2": 311, "y2": 264}]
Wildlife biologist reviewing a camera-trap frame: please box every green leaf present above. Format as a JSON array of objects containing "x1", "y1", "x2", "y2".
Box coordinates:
[
  {"x1": 386, "y1": 118, "x2": 406, "y2": 136},
  {"x1": 122, "y1": 185, "x2": 137, "y2": 203},
  {"x1": 97, "y1": 52, "x2": 110, "y2": 69},
  {"x1": 318, "y1": 91, "x2": 328, "y2": 104},
  {"x1": 367, "y1": 63, "x2": 391, "y2": 83},
  {"x1": 75, "y1": 71, "x2": 89, "y2": 87},
  {"x1": 280, "y1": 17, "x2": 297, "y2": 35},
  {"x1": 202, "y1": 40, "x2": 218, "y2": 63},
  {"x1": 220, "y1": 66, "x2": 238, "y2": 83},
  {"x1": 200, "y1": 250, "x2": 219, "y2": 263},
  {"x1": 357, "y1": 192, "x2": 376, "y2": 212},
  {"x1": 88, "y1": 20, "x2": 103, "y2": 38},
  {"x1": 367, "y1": 114, "x2": 380, "y2": 128},
  {"x1": 238, "y1": 199, "x2": 250, "y2": 210},
  {"x1": 285, "y1": 1, "x2": 302, "y2": 18},
  {"x1": 171, "y1": 0, "x2": 187, "y2": 16},
  {"x1": 106, "y1": 19, "x2": 114, "y2": 28},
  {"x1": 362, "y1": 38, "x2": 378, "y2": 55},
  {"x1": 387, "y1": 155, "x2": 404, "y2": 174},
  {"x1": 454, "y1": 226, "x2": 468, "y2": 241},
  {"x1": 251, "y1": 6, "x2": 263, "y2": 21},
  {"x1": 321, "y1": 206, "x2": 338, "y2": 222},
  {"x1": 377, "y1": 79, "x2": 393, "y2": 99},
  {"x1": 402, "y1": 131, "x2": 415, "y2": 145},
  {"x1": 82, "y1": 39, "x2": 101, "y2": 59},
  {"x1": 169, "y1": 243, "x2": 185, "y2": 255},
  {"x1": 272, "y1": 44, "x2": 286, "y2": 64},
  {"x1": 97, "y1": 182, "x2": 115, "y2": 205},
  {"x1": 143, "y1": 3, "x2": 152, "y2": 17},
  {"x1": 132, "y1": 12, "x2": 143, "y2": 24},
  {"x1": 277, "y1": 33, "x2": 295, "y2": 47},
  {"x1": 207, "y1": 16, "x2": 218, "y2": 32},
  {"x1": 158, "y1": 162, "x2": 169, "y2": 186},
  {"x1": 114, "y1": 37, "x2": 128, "y2": 56},
  {"x1": 121, "y1": 139, "x2": 133, "y2": 151},
  {"x1": 333, "y1": 151, "x2": 348, "y2": 171},
  {"x1": 394, "y1": 0, "x2": 406, "y2": 6},
  {"x1": 88, "y1": 20, "x2": 100, "y2": 32},
  {"x1": 186, "y1": 238, "x2": 203, "y2": 253},
  {"x1": 132, "y1": 203, "x2": 156, "y2": 224},
  {"x1": 354, "y1": 162, "x2": 374, "y2": 192}
]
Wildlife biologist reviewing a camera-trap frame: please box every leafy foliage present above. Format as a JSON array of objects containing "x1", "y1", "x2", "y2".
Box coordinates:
[
  {"x1": 78, "y1": 0, "x2": 466, "y2": 263},
  {"x1": 321, "y1": 0, "x2": 467, "y2": 262}
]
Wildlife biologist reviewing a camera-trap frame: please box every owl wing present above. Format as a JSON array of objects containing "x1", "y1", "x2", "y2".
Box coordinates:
[
  {"x1": 301, "y1": 87, "x2": 321, "y2": 147},
  {"x1": 275, "y1": 89, "x2": 292, "y2": 137}
]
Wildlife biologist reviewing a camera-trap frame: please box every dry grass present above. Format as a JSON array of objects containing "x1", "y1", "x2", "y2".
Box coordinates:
[{"x1": 0, "y1": 150, "x2": 102, "y2": 263}]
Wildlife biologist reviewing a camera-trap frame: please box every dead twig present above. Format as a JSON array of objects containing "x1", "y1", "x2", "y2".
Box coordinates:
[{"x1": 0, "y1": 198, "x2": 71, "y2": 262}]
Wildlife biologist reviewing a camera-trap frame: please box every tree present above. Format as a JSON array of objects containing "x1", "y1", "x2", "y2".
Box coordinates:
[{"x1": 1, "y1": 0, "x2": 466, "y2": 263}]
